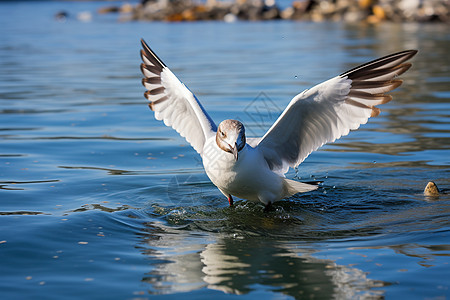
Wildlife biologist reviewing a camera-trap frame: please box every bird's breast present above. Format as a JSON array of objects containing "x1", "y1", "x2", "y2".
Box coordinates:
[
  {"x1": 202, "y1": 138, "x2": 239, "y2": 186},
  {"x1": 203, "y1": 140, "x2": 282, "y2": 201}
]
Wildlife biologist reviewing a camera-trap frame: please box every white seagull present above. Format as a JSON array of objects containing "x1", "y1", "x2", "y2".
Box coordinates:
[{"x1": 140, "y1": 39, "x2": 417, "y2": 210}]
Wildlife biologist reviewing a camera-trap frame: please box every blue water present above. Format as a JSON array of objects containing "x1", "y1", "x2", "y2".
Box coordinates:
[{"x1": 1, "y1": 1, "x2": 449, "y2": 299}]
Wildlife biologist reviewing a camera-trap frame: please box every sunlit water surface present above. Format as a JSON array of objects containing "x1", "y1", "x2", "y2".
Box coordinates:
[{"x1": 0, "y1": 1, "x2": 449, "y2": 299}]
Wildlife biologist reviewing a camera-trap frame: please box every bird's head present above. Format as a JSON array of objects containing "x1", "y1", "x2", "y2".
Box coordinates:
[{"x1": 216, "y1": 120, "x2": 246, "y2": 161}]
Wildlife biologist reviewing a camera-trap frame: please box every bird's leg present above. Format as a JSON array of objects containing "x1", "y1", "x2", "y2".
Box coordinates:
[
  {"x1": 263, "y1": 201, "x2": 272, "y2": 213},
  {"x1": 228, "y1": 194, "x2": 234, "y2": 206}
]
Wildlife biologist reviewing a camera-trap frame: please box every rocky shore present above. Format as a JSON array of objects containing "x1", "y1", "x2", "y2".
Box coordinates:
[{"x1": 100, "y1": 0, "x2": 450, "y2": 23}]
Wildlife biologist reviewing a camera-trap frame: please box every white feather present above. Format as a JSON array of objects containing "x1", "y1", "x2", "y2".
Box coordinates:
[{"x1": 140, "y1": 40, "x2": 217, "y2": 155}]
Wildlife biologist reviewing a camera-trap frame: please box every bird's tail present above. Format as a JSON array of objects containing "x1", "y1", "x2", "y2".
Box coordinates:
[{"x1": 283, "y1": 178, "x2": 318, "y2": 197}]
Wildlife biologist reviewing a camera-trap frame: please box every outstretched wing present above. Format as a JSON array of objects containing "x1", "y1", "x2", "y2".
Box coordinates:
[
  {"x1": 140, "y1": 39, "x2": 217, "y2": 155},
  {"x1": 256, "y1": 50, "x2": 418, "y2": 175}
]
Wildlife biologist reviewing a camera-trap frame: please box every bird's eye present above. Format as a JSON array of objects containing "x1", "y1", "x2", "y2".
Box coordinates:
[{"x1": 221, "y1": 131, "x2": 225, "y2": 137}]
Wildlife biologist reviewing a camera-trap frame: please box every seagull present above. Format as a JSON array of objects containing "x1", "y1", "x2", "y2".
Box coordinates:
[{"x1": 140, "y1": 39, "x2": 417, "y2": 210}]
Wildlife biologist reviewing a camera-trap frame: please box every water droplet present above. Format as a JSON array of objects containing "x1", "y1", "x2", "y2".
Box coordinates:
[{"x1": 294, "y1": 75, "x2": 298, "y2": 79}]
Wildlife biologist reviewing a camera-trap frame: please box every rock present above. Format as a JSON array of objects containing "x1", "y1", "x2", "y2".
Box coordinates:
[
  {"x1": 372, "y1": 5, "x2": 385, "y2": 19},
  {"x1": 424, "y1": 181, "x2": 439, "y2": 197},
  {"x1": 98, "y1": 6, "x2": 120, "y2": 14},
  {"x1": 344, "y1": 7, "x2": 367, "y2": 23},
  {"x1": 281, "y1": 7, "x2": 294, "y2": 20},
  {"x1": 121, "y1": 3, "x2": 134, "y2": 14},
  {"x1": 77, "y1": 11, "x2": 93, "y2": 22},
  {"x1": 358, "y1": 0, "x2": 372, "y2": 9},
  {"x1": 55, "y1": 11, "x2": 68, "y2": 22},
  {"x1": 224, "y1": 13, "x2": 238, "y2": 22}
]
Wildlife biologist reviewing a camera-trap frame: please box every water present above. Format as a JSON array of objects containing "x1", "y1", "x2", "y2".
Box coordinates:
[{"x1": 1, "y1": 1, "x2": 449, "y2": 299}]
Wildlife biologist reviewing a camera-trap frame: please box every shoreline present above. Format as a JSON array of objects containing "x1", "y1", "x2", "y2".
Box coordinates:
[{"x1": 97, "y1": 0, "x2": 450, "y2": 23}]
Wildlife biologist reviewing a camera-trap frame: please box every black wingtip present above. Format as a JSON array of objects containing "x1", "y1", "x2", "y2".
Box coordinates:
[
  {"x1": 140, "y1": 38, "x2": 150, "y2": 51},
  {"x1": 340, "y1": 49, "x2": 418, "y2": 79},
  {"x1": 140, "y1": 38, "x2": 167, "y2": 68},
  {"x1": 399, "y1": 49, "x2": 418, "y2": 62}
]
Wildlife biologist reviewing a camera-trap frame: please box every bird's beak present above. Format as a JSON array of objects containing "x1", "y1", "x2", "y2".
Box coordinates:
[{"x1": 229, "y1": 142, "x2": 238, "y2": 161}]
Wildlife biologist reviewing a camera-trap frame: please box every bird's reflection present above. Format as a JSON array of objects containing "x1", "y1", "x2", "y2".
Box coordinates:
[
  {"x1": 138, "y1": 221, "x2": 385, "y2": 298},
  {"x1": 139, "y1": 222, "x2": 207, "y2": 293}
]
